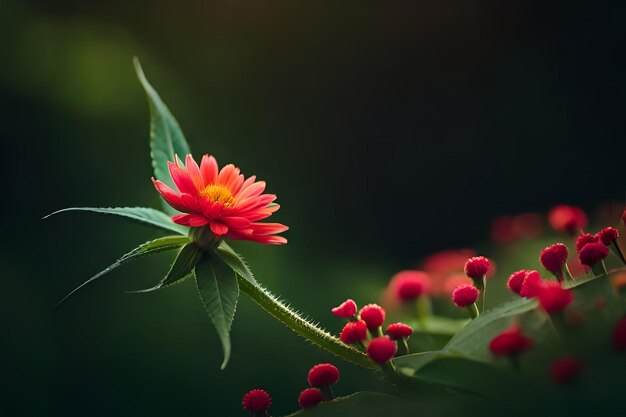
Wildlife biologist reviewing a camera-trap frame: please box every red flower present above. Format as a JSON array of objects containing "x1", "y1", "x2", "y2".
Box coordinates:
[
  {"x1": 359, "y1": 304, "x2": 386, "y2": 330},
  {"x1": 308, "y1": 363, "x2": 339, "y2": 387},
  {"x1": 597, "y1": 227, "x2": 619, "y2": 246},
  {"x1": 536, "y1": 282, "x2": 573, "y2": 314},
  {"x1": 539, "y1": 243, "x2": 568, "y2": 279},
  {"x1": 152, "y1": 154, "x2": 288, "y2": 244},
  {"x1": 507, "y1": 270, "x2": 528, "y2": 295},
  {"x1": 549, "y1": 205, "x2": 587, "y2": 234},
  {"x1": 578, "y1": 242, "x2": 609, "y2": 267},
  {"x1": 367, "y1": 336, "x2": 397, "y2": 363},
  {"x1": 519, "y1": 270, "x2": 543, "y2": 298},
  {"x1": 393, "y1": 271, "x2": 429, "y2": 301},
  {"x1": 298, "y1": 388, "x2": 324, "y2": 408},
  {"x1": 331, "y1": 299, "x2": 357, "y2": 318},
  {"x1": 489, "y1": 324, "x2": 533, "y2": 356},
  {"x1": 452, "y1": 284, "x2": 479, "y2": 307},
  {"x1": 550, "y1": 357, "x2": 584, "y2": 384},
  {"x1": 242, "y1": 389, "x2": 272, "y2": 412},
  {"x1": 575, "y1": 233, "x2": 599, "y2": 252},
  {"x1": 464, "y1": 256, "x2": 491, "y2": 280},
  {"x1": 386, "y1": 323, "x2": 413, "y2": 340},
  {"x1": 340, "y1": 320, "x2": 367, "y2": 344},
  {"x1": 612, "y1": 316, "x2": 626, "y2": 351}
]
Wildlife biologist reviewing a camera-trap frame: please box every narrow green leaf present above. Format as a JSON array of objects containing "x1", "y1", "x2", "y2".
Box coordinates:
[
  {"x1": 394, "y1": 350, "x2": 454, "y2": 376},
  {"x1": 194, "y1": 253, "x2": 239, "y2": 369},
  {"x1": 283, "y1": 392, "x2": 418, "y2": 417},
  {"x1": 56, "y1": 235, "x2": 189, "y2": 307},
  {"x1": 129, "y1": 242, "x2": 202, "y2": 293},
  {"x1": 134, "y1": 58, "x2": 191, "y2": 214},
  {"x1": 43, "y1": 207, "x2": 188, "y2": 235},
  {"x1": 213, "y1": 241, "x2": 257, "y2": 286}
]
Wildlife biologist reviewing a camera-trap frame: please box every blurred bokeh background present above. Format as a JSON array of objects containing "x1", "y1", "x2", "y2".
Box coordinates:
[{"x1": 1, "y1": 1, "x2": 625, "y2": 415}]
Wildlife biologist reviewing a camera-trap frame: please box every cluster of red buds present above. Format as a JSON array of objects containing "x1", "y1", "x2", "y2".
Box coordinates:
[
  {"x1": 447, "y1": 256, "x2": 493, "y2": 317},
  {"x1": 332, "y1": 299, "x2": 413, "y2": 365},
  {"x1": 508, "y1": 269, "x2": 573, "y2": 315},
  {"x1": 241, "y1": 363, "x2": 341, "y2": 416},
  {"x1": 574, "y1": 227, "x2": 621, "y2": 273}
]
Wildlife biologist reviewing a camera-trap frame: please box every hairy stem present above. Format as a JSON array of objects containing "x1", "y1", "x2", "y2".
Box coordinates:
[{"x1": 237, "y1": 275, "x2": 376, "y2": 370}]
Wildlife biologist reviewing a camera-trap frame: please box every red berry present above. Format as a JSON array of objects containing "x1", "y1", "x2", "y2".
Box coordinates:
[
  {"x1": 308, "y1": 363, "x2": 339, "y2": 387},
  {"x1": 612, "y1": 316, "x2": 626, "y2": 351},
  {"x1": 575, "y1": 233, "x2": 599, "y2": 252},
  {"x1": 331, "y1": 299, "x2": 357, "y2": 318},
  {"x1": 539, "y1": 243, "x2": 568, "y2": 278},
  {"x1": 451, "y1": 284, "x2": 479, "y2": 307},
  {"x1": 578, "y1": 242, "x2": 609, "y2": 267},
  {"x1": 395, "y1": 274, "x2": 427, "y2": 301},
  {"x1": 536, "y1": 282, "x2": 573, "y2": 314},
  {"x1": 549, "y1": 205, "x2": 587, "y2": 234},
  {"x1": 367, "y1": 336, "x2": 397, "y2": 363},
  {"x1": 386, "y1": 322, "x2": 413, "y2": 340},
  {"x1": 507, "y1": 270, "x2": 528, "y2": 295},
  {"x1": 340, "y1": 320, "x2": 367, "y2": 344},
  {"x1": 359, "y1": 304, "x2": 386, "y2": 330},
  {"x1": 550, "y1": 357, "x2": 584, "y2": 384},
  {"x1": 298, "y1": 388, "x2": 324, "y2": 408},
  {"x1": 242, "y1": 389, "x2": 272, "y2": 412},
  {"x1": 597, "y1": 227, "x2": 619, "y2": 246},
  {"x1": 464, "y1": 256, "x2": 491, "y2": 280},
  {"x1": 489, "y1": 324, "x2": 533, "y2": 356},
  {"x1": 519, "y1": 270, "x2": 542, "y2": 298}
]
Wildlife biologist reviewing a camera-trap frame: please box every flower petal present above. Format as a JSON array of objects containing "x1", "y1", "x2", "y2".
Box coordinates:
[
  {"x1": 185, "y1": 154, "x2": 204, "y2": 190},
  {"x1": 200, "y1": 154, "x2": 219, "y2": 185},
  {"x1": 152, "y1": 178, "x2": 187, "y2": 212},
  {"x1": 172, "y1": 213, "x2": 209, "y2": 227},
  {"x1": 221, "y1": 216, "x2": 252, "y2": 229},
  {"x1": 168, "y1": 161, "x2": 196, "y2": 194},
  {"x1": 210, "y1": 220, "x2": 229, "y2": 236},
  {"x1": 236, "y1": 181, "x2": 266, "y2": 200},
  {"x1": 251, "y1": 222, "x2": 289, "y2": 235}
]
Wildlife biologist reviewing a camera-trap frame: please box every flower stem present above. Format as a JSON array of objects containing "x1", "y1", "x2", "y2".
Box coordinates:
[{"x1": 237, "y1": 275, "x2": 376, "y2": 370}]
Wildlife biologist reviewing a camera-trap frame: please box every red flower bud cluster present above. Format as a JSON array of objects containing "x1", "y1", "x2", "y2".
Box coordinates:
[
  {"x1": 578, "y1": 242, "x2": 609, "y2": 267},
  {"x1": 489, "y1": 324, "x2": 533, "y2": 357},
  {"x1": 549, "y1": 205, "x2": 587, "y2": 234},
  {"x1": 297, "y1": 363, "x2": 341, "y2": 409},
  {"x1": 242, "y1": 389, "x2": 272, "y2": 413},
  {"x1": 539, "y1": 243, "x2": 568, "y2": 280},
  {"x1": 386, "y1": 323, "x2": 413, "y2": 340},
  {"x1": 367, "y1": 336, "x2": 398, "y2": 363},
  {"x1": 331, "y1": 299, "x2": 357, "y2": 318},
  {"x1": 359, "y1": 304, "x2": 386, "y2": 330},
  {"x1": 452, "y1": 284, "x2": 479, "y2": 307},
  {"x1": 536, "y1": 282, "x2": 573, "y2": 314},
  {"x1": 464, "y1": 256, "x2": 491, "y2": 280}
]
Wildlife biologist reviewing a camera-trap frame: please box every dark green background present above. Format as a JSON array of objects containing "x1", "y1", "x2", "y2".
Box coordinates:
[{"x1": 1, "y1": 1, "x2": 625, "y2": 416}]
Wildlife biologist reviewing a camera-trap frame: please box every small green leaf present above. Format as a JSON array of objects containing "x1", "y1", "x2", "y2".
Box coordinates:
[
  {"x1": 129, "y1": 242, "x2": 202, "y2": 292},
  {"x1": 56, "y1": 235, "x2": 189, "y2": 307},
  {"x1": 194, "y1": 253, "x2": 239, "y2": 369},
  {"x1": 283, "y1": 392, "x2": 418, "y2": 417},
  {"x1": 44, "y1": 207, "x2": 188, "y2": 235},
  {"x1": 213, "y1": 241, "x2": 257, "y2": 286},
  {"x1": 394, "y1": 350, "x2": 454, "y2": 376},
  {"x1": 134, "y1": 58, "x2": 191, "y2": 214}
]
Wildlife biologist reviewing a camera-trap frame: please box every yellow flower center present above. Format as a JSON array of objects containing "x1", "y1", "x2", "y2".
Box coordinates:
[{"x1": 200, "y1": 184, "x2": 235, "y2": 206}]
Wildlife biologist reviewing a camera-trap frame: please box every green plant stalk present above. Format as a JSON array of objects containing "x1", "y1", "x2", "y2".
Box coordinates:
[{"x1": 237, "y1": 275, "x2": 376, "y2": 370}]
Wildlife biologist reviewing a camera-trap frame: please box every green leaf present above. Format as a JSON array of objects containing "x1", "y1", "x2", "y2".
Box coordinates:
[
  {"x1": 394, "y1": 350, "x2": 455, "y2": 376},
  {"x1": 134, "y1": 58, "x2": 191, "y2": 214},
  {"x1": 283, "y1": 392, "x2": 418, "y2": 417},
  {"x1": 442, "y1": 297, "x2": 537, "y2": 362},
  {"x1": 129, "y1": 242, "x2": 203, "y2": 293},
  {"x1": 412, "y1": 357, "x2": 520, "y2": 398},
  {"x1": 194, "y1": 253, "x2": 239, "y2": 369},
  {"x1": 56, "y1": 235, "x2": 190, "y2": 307},
  {"x1": 44, "y1": 207, "x2": 188, "y2": 235},
  {"x1": 213, "y1": 241, "x2": 257, "y2": 286}
]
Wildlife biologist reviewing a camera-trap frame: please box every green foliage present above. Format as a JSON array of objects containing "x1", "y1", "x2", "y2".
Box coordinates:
[
  {"x1": 194, "y1": 254, "x2": 239, "y2": 369},
  {"x1": 130, "y1": 242, "x2": 203, "y2": 292},
  {"x1": 213, "y1": 241, "x2": 257, "y2": 285},
  {"x1": 56, "y1": 235, "x2": 189, "y2": 306},
  {"x1": 44, "y1": 206, "x2": 188, "y2": 235},
  {"x1": 134, "y1": 58, "x2": 191, "y2": 215}
]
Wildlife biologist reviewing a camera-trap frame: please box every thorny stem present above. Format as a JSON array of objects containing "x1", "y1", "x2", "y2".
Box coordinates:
[{"x1": 237, "y1": 275, "x2": 376, "y2": 370}]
